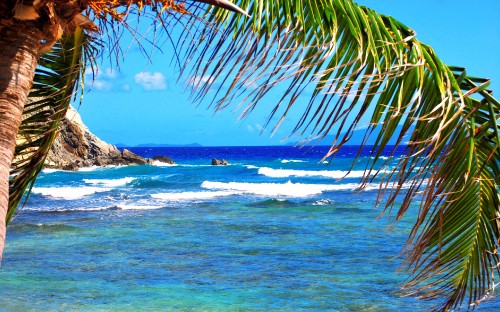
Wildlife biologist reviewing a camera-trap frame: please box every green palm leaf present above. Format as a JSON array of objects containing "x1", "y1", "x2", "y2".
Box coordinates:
[
  {"x1": 176, "y1": 0, "x2": 500, "y2": 309},
  {"x1": 8, "y1": 29, "x2": 97, "y2": 223}
]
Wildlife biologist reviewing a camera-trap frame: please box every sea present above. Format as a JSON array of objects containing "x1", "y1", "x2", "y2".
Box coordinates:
[{"x1": 2, "y1": 145, "x2": 499, "y2": 311}]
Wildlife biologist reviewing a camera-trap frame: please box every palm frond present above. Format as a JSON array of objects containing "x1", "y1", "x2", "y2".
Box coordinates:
[
  {"x1": 175, "y1": 0, "x2": 500, "y2": 309},
  {"x1": 399, "y1": 74, "x2": 500, "y2": 310},
  {"x1": 8, "y1": 29, "x2": 98, "y2": 223}
]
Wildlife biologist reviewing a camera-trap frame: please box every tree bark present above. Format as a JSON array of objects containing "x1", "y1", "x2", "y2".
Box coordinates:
[{"x1": 0, "y1": 23, "x2": 41, "y2": 262}]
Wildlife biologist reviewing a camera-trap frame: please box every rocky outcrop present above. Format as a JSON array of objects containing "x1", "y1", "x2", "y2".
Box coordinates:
[
  {"x1": 44, "y1": 106, "x2": 147, "y2": 170},
  {"x1": 211, "y1": 158, "x2": 228, "y2": 166}
]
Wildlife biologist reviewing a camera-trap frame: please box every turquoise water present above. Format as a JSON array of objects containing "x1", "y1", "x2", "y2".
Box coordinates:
[{"x1": 1, "y1": 146, "x2": 499, "y2": 311}]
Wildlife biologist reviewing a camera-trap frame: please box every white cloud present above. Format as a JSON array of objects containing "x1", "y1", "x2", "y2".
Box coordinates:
[
  {"x1": 84, "y1": 67, "x2": 117, "y2": 79},
  {"x1": 92, "y1": 80, "x2": 112, "y2": 91},
  {"x1": 84, "y1": 67, "x2": 118, "y2": 92},
  {"x1": 134, "y1": 72, "x2": 167, "y2": 91},
  {"x1": 102, "y1": 68, "x2": 117, "y2": 79}
]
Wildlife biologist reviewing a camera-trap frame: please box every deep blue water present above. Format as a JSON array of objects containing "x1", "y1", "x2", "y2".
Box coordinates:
[{"x1": 1, "y1": 146, "x2": 499, "y2": 311}]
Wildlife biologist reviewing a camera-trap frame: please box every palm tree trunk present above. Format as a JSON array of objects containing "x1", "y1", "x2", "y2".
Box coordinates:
[{"x1": 0, "y1": 23, "x2": 41, "y2": 262}]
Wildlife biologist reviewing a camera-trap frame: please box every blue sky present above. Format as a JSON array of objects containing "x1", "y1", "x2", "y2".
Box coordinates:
[{"x1": 78, "y1": 0, "x2": 500, "y2": 146}]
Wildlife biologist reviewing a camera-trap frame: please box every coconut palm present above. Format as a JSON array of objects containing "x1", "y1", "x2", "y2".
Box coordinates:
[{"x1": 2, "y1": 0, "x2": 499, "y2": 310}]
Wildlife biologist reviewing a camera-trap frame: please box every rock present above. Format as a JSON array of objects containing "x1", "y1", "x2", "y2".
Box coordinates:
[
  {"x1": 211, "y1": 158, "x2": 228, "y2": 166},
  {"x1": 44, "y1": 105, "x2": 146, "y2": 170},
  {"x1": 152, "y1": 156, "x2": 175, "y2": 164},
  {"x1": 62, "y1": 163, "x2": 79, "y2": 171},
  {"x1": 122, "y1": 149, "x2": 147, "y2": 165}
]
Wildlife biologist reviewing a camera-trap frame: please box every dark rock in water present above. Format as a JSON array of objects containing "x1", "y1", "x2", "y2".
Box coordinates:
[
  {"x1": 211, "y1": 158, "x2": 229, "y2": 166},
  {"x1": 43, "y1": 105, "x2": 146, "y2": 170},
  {"x1": 152, "y1": 156, "x2": 175, "y2": 164},
  {"x1": 62, "y1": 163, "x2": 79, "y2": 171}
]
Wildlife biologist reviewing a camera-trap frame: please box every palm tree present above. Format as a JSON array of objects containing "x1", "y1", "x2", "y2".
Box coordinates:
[{"x1": 1, "y1": 0, "x2": 499, "y2": 310}]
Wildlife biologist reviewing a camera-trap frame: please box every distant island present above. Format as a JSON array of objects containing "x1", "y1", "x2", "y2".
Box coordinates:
[
  {"x1": 119, "y1": 126, "x2": 413, "y2": 148},
  {"x1": 133, "y1": 143, "x2": 203, "y2": 148},
  {"x1": 286, "y1": 124, "x2": 414, "y2": 146}
]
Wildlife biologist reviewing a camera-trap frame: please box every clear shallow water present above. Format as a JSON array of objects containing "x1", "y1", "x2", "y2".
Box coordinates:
[{"x1": 2, "y1": 146, "x2": 499, "y2": 311}]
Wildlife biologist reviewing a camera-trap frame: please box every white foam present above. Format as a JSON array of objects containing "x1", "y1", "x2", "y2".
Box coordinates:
[
  {"x1": 32, "y1": 186, "x2": 111, "y2": 200},
  {"x1": 152, "y1": 161, "x2": 177, "y2": 167},
  {"x1": 26, "y1": 206, "x2": 113, "y2": 212},
  {"x1": 201, "y1": 181, "x2": 358, "y2": 197},
  {"x1": 258, "y1": 167, "x2": 367, "y2": 179},
  {"x1": 77, "y1": 166, "x2": 100, "y2": 172},
  {"x1": 281, "y1": 159, "x2": 307, "y2": 163},
  {"x1": 77, "y1": 166, "x2": 119, "y2": 172},
  {"x1": 312, "y1": 199, "x2": 333, "y2": 206},
  {"x1": 151, "y1": 191, "x2": 237, "y2": 201},
  {"x1": 362, "y1": 180, "x2": 419, "y2": 191},
  {"x1": 370, "y1": 156, "x2": 389, "y2": 160},
  {"x1": 83, "y1": 177, "x2": 135, "y2": 187},
  {"x1": 149, "y1": 179, "x2": 419, "y2": 202},
  {"x1": 202, "y1": 180, "x2": 417, "y2": 197},
  {"x1": 41, "y1": 168, "x2": 63, "y2": 174},
  {"x1": 245, "y1": 165, "x2": 259, "y2": 169}
]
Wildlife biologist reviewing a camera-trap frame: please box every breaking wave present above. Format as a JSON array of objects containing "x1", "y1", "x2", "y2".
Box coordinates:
[
  {"x1": 32, "y1": 186, "x2": 111, "y2": 200},
  {"x1": 83, "y1": 177, "x2": 135, "y2": 187},
  {"x1": 280, "y1": 159, "x2": 307, "y2": 163},
  {"x1": 201, "y1": 181, "x2": 358, "y2": 197},
  {"x1": 258, "y1": 167, "x2": 367, "y2": 179},
  {"x1": 151, "y1": 191, "x2": 238, "y2": 201}
]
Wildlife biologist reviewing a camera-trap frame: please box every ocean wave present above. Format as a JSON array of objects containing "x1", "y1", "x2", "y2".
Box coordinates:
[
  {"x1": 370, "y1": 156, "x2": 390, "y2": 160},
  {"x1": 41, "y1": 168, "x2": 64, "y2": 174},
  {"x1": 151, "y1": 191, "x2": 238, "y2": 201},
  {"x1": 129, "y1": 177, "x2": 176, "y2": 189},
  {"x1": 246, "y1": 198, "x2": 299, "y2": 208},
  {"x1": 78, "y1": 166, "x2": 109, "y2": 172},
  {"x1": 176, "y1": 164, "x2": 215, "y2": 168},
  {"x1": 245, "y1": 165, "x2": 259, "y2": 169},
  {"x1": 280, "y1": 159, "x2": 307, "y2": 163},
  {"x1": 114, "y1": 204, "x2": 166, "y2": 210},
  {"x1": 201, "y1": 181, "x2": 358, "y2": 197},
  {"x1": 311, "y1": 199, "x2": 334, "y2": 206},
  {"x1": 83, "y1": 177, "x2": 135, "y2": 187},
  {"x1": 24, "y1": 204, "x2": 166, "y2": 212},
  {"x1": 258, "y1": 167, "x2": 367, "y2": 179},
  {"x1": 32, "y1": 186, "x2": 111, "y2": 200},
  {"x1": 25, "y1": 206, "x2": 114, "y2": 212},
  {"x1": 151, "y1": 161, "x2": 178, "y2": 167},
  {"x1": 362, "y1": 180, "x2": 418, "y2": 191},
  {"x1": 202, "y1": 180, "x2": 416, "y2": 197}
]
